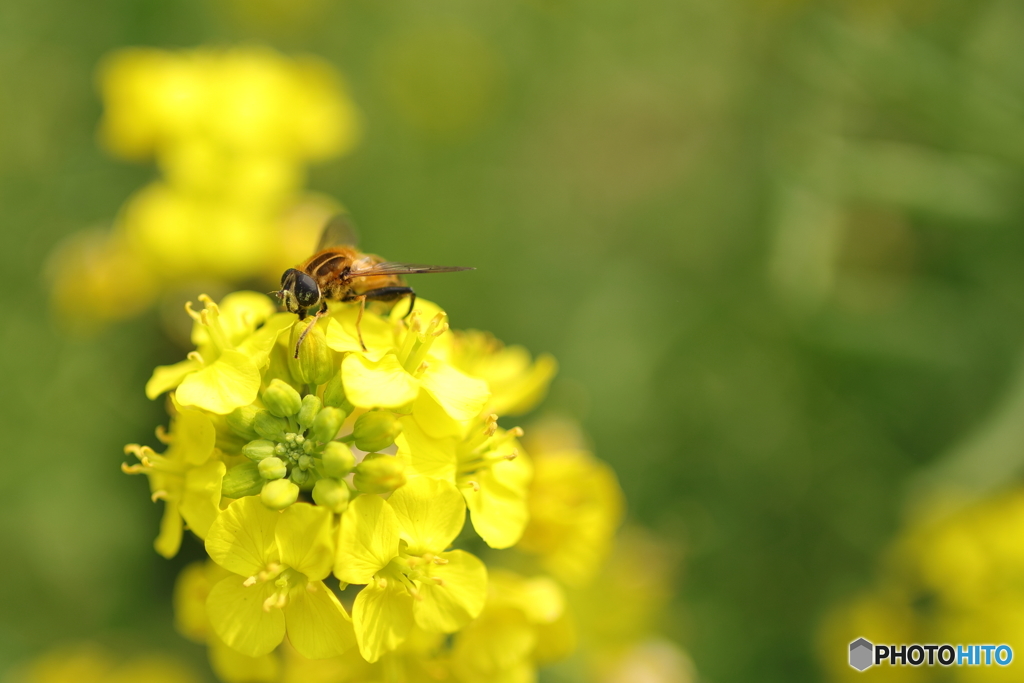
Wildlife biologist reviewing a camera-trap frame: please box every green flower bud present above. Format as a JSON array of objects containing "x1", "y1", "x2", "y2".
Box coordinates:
[
  {"x1": 322, "y1": 371, "x2": 347, "y2": 408},
  {"x1": 320, "y1": 442, "x2": 356, "y2": 478},
  {"x1": 263, "y1": 379, "x2": 302, "y2": 418},
  {"x1": 259, "y1": 456, "x2": 288, "y2": 480},
  {"x1": 297, "y1": 394, "x2": 322, "y2": 430},
  {"x1": 312, "y1": 478, "x2": 351, "y2": 513},
  {"x1": 262, "y1": 479, "x2": 299, "y2": 510},
  {"x1": 242, "y1": 439, "x2": 277, "y2": 463},
  {"x1": 221, "y1": 461, "x2": 264, "y2": 498},
  {"x1": 353, "y1": 454, "x2": 406, "y2": 494},
  {"x1": 226, "y1": 405, "x2": 261, "y2": 441},
  {"x1": 289, "y1": 321, "x2": 334, "y2": 386},
  {"x1": 353, "y1": 410, "x2": 403, "y2": 453},
  {"x1": 254, "y1": 410, "x2": 289, "y2": 441},
  {"x1": 309, "y1": 406, "x2": 344, "y2": 443},
  {"x1": 290, "y1": 466, "x2": 318, "y2": 490}
]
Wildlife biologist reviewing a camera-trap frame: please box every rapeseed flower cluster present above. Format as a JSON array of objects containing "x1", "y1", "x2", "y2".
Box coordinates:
[
  {"x1": 48, "y1": 47, "x2": 359, "y2": 330},
  {"x1": 820, "y1": 491, "x2": 1024, "y2": 683},
  {"x1": 126, "y1": 289, "x2": 641, "y2": 682}
]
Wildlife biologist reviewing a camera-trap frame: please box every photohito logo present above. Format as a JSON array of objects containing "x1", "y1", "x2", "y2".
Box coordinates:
[{"x1": 849, "y1": 638, "x2": 1013, "y2": 671}]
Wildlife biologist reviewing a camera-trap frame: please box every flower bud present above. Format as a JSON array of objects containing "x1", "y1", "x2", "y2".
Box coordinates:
[
  {"x1": 221, "y1": 461, "x2": 264, "y2": 498},
  {"x1": 296, "y1": 394, "x2": 322, "y2": 429},
  {"x1": 259, "y1": 456, "x2": 287, "y2": 480},
  {"x1": 254, "y1": 410, "x2": 289, "y2": 441},
  {"x1": 226, "y1": 405, "x2": 261, "y2": 441},
  {"x1": 353, "y1": 410, "x2": 402, "y2": 453},
  {"x1": 309, "y1": 406, "x2": 344, "y2": 443},
  {"x1": 320, "y1": 441, "x2": 356, "y2": 478},
  {"x1": 312, "y1": 478, "x2": 351, "y2": 513},
  {"x1": 322, "y1": 371, "x2": 346, "y2": 408},
  {"x1": 289, "y1": 321, "x2": 334, "y2": 386},
  {"x1": 242, "y1": 439, "x2": 277, "y2": 463},
  {"x1": 263, "y1": 379, "x2": 302, "y2": 418},
  {"x1": 353, "y1": 454, "x2": 406, "y2": 494},
  {"x1": 290, "y1": 466, "x2": 315, "y2": 489},
  {"x1": 262, "y1": 479, "x2": 299, "y2": 509}
]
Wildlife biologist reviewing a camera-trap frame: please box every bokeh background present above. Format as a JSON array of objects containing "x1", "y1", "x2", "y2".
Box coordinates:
[{"x1": 4, "y1": 0, "x2": 1024, "y2": 681}]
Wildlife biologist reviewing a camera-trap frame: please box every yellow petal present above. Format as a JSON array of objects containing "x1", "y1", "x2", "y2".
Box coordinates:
[
  {"x1": 207, "y1": 576, "x2": 286, "y2": 657},
  {"x1": 206, "y1": 496, "x2": 280, "y2": 577},
  {"x1": 352, "y1": 578, "x2": 414, "y2": 663},
  {"x1": 180, "y1": 460, "x2": 226, "y2": 539},
  {"x1": 171, "y1": 408, "x2": 217, "y2": 465},
  {"x1": 389, "y1": 478, "x2": 465, "y2": 555},
  {"x1": 489, "y1": 352, "x2": 558, "y2": 417},
  {"x1": 397, "y1": 417, "x2": 457, "y2": 481},
  {"x1": 465, "y1": 452, "x2": 532, "y2": 549},
  {"x1": 177, "y1": 350, "x2": 261, "y2": 415},
  {"x1": 146, "y1": 358, "x2": 201, "y2": 400},
  {"x1": 411, "y1": 391, "x2": 463, "y2": 439},
  {"x1": 325, "y1": 310, "x2": 393, "y2": 361},
  {"x1": 419, "y1": 362, "x2": 489, "y2": 422},
  {"x1": 334, "y1": 494, "x2": 400, "y2": 585},
  {"x1": 414, "y1": 550, "x2": 487, "y2": 633},
  {"x1": 217, "y1": 291, "x2": 278, "y2": 344},
  {"x1": 209, "y1": 636, "x2": 280, "y2": 683},
  {"x1": 284, "y1": 580, "x2": 356, "y2": 659},
  {"x1": 236, "y1": 313, "x2": 295, "y2": 366},
  {"x1": 276, "y1": 503, "x2": 334, "y2": 581},
  {"x1": 154, "y1": 499, "x2": 183, "y2": 559},
  {"x1": 341, "y1": 353, "x2": 418, "y2": 409}
]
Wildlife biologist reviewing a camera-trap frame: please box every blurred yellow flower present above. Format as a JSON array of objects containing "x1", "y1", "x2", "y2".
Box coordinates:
[
  {"x1": 451, "y1": 330, "x2": 558, "y2": 417},
  {"x1": 7, "y1": 644, "x2": 200, "y2": 683}
]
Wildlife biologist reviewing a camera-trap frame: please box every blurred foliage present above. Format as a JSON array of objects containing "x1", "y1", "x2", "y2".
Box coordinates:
[{"x1": 3, "y1": 0, "x2": 1024, "y2": 682}]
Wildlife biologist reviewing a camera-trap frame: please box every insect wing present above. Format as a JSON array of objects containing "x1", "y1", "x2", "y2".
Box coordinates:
[
  {"x1": 316, "y1": 213, "x2": 361, "y2": 251},
  {"x1": 349, "y1": 262, "x2": 474, "y2": 277}
]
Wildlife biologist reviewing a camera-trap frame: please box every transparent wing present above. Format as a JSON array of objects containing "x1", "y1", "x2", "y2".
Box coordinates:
[
  {"x1": 316, "y1": 213, "x2": 360, "y2": 251},
  {"x1": 350, "y1": 262, "x2": 475, "y2": 278}
]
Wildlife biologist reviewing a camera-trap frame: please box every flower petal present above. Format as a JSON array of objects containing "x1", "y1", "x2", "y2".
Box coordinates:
[
  {"x1": 413, "y1": 550, "x2": 487, "y2": 633},
  {"x1": 209, "y1": 636, "x2": 280, "y2": 683},
  {"x1": 334, "y1": 494, "x2": 400, "y2": 585},
  {"x1": 411, "y1": 391, "x2": 462, "y2": 439},
  {"x1": 352, "y1": 578, "x2": 414, "y2": 663},
  {"x1": 236, "y1": 313, "x2": 295, "y2": 366},
  {"x1": 177, "y1": 350, "x2": 261, "y2": 414},
  {"x1": 464, "y1": 451, "x2": 532, "y2": 549},
  {"x1": 397, "y1": 417, "x2": 457, "y2": 481},
  {"x1": 325, "y1": 309, "x2": 393, "y2": 361},
  {"x1": 146, "y1": 358, "x2": 201, "y2": 400},
  {"x1": 207, "y1": 576, "x2": 286, "y2": 657},
  {"x1": 284, "y1": 580, "x2": 356, "y2": 659},
  {"x1": 276, "y1": 503, "x2": 334, "y2": 581},
  {"x1": 206, "y1": 496, "x2": 280, "y2": 577},
  {"x1": 180, "y1": 459, "x2": 226, "y2": 540},
  {"x1": 154, "y1": 499, "x2": 183, "y2": 559},
  {"x1": 341, "y1": 353, "x2": 419, "y2": 409},
  {"x1": 419, "y1": 363, "x2": 489, "y2": 422},
  {"x1": 389, "y1": 478, "x2": 465, "y2": 555},
  {"x1": 172, "y1": 408, "x2": 217, "y2": 465}
]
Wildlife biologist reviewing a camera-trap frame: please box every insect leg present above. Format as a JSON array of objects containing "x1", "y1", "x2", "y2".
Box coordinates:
[
  {"x1": 343, "y1": 287, "x2": 415, "y2": 351},
  {"x1": 294, "y1": 302, "x2": 329, "y2": 359}
]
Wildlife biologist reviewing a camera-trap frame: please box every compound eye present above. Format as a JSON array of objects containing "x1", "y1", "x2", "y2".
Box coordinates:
[{"x1": 293, "y1": 271, "x2": 320, "y2": 308}]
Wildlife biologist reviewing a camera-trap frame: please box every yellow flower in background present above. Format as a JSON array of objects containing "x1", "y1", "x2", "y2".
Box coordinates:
[
  {"x1": 122, "y1": 403, "x2": 225, "y2": 558},
  {"x1": 820, "y1": 490, "x2": 1024, "y2": 683},
  {"x1": 174, "y1": 561, "x2": 281, "y2": 683},
  {"x1": 7, "y1": 644, "x2": 201, "y2": 683},
  {"x1": 48, "y1": 46, "x2": 359, "y2": 330},
  {"x1": 517, "y1": 418, "x2": 625, "y2": 587},
  {"x1": 451, "y1": 329, "x2": 558, "y2": 417},
  {"x1": 335, "y1": 478, "x2": 487, "y2": 662},
  {"x1": 205, "y1": 497, "x2": 355, "y2": 659}
]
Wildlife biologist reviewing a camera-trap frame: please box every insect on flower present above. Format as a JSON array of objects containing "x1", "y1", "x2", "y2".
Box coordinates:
[{"x1": 274, "y1": 214, "x2": 473, "y2": 357}]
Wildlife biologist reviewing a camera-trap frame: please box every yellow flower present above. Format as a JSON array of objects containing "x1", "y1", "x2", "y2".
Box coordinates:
[
  {"x1": 517, "y1": 421, "x2": 625, "y2": 587},
  {"x1": 451, "y1": 570, "x2": 574, "y2": 682},
  {"x1": 174, "y1": 561, "x2": 281, "y2": 683},
  {"x1": 327, "y1": 302, "x2": 490, "y2": 423},
  {"x1": 146, "y1": 292, "x2": 292, "y2": 414},
  {"x1": 205, "y1": 497, "x2": 356, "y2": 659},
  {"x1": 334, "y1": 478, "x2": 488, "y2": 662},
  {"x1": 399, "y1": 413, "x2": 532, "y2": 549},
  {"x1": 451, "y1": 330, "x2": 558, "y2": 417},
  {"x1": 8, "y1": 644, "x2": 200, "y2": 683},
  {"x1": 122, "y1": 404, "x2": 225, "y2": 558}
]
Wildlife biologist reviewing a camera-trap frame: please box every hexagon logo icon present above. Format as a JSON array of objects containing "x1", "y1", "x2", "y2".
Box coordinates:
[{"x1": 850, "y1": 638, "x2": 873, "y2": 671}]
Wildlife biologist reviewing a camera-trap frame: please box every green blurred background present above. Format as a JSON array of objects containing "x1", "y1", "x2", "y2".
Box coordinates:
[{"x1": 3, "y1": 0, "x2": 1024, "y2": 681}]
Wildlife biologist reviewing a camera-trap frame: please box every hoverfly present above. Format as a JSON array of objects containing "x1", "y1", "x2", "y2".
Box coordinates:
[{"x1": 274, "y1": 214, "x2": 473, "y2": 357}]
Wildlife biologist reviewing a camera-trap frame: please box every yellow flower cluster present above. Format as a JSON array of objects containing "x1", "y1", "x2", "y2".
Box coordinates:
[
  {"x1": 820, "y1": 491, "x2": 1024, "y2": 683},
  {"x1": 125, "y1": 290, "x2": 635, "y2": 681},
  {"x1": 7, "y1": 643, "x2": 200, "y2": 683},
  {"x1": 48, "y1": 47, "x2": 359, "y2": 330}
]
